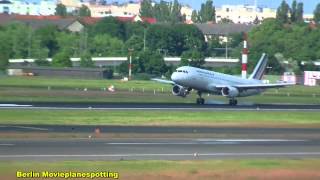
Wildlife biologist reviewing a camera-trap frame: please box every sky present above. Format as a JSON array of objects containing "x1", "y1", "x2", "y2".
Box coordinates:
[
  {"x1": 30, "y1": 0, "x2": 319, "y2": 14},
  {"x1": 113, "y1": 0, "x2": 318, "y2": 14},
  {"x1": 183, "y1": 0, "x2": 317, "y2": 14}
]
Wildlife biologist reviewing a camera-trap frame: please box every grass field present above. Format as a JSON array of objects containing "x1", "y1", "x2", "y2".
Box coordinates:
[
  {"x1": 0, "y1": 76, "x2": 319, "y2": 94},
  {"x1": 0, "y1": 76, "x2": 319, "y2": 104},
  {"x1": 1, "y1": 159, "x2": 320, "y2": 180},
  {"x1": 0, "y1": 76, "x2": 172, "y2": 91},
  {"x1": 0, "y1": 110, "x2": 319, "y2": 126}
]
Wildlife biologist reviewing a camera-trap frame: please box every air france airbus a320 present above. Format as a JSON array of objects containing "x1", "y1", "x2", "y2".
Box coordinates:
[{"x1": 154, "y1": 53, "x2": 294, "y2": 105}]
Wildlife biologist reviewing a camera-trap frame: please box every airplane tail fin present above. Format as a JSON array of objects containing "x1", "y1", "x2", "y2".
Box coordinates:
[{"x1": 249, "y1": 53, "x2": 268, "y2": 80}]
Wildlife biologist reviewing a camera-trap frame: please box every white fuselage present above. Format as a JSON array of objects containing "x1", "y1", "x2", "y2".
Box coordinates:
[{"x1": 171, "y1": 66, "x2": 264, "y2": 97}]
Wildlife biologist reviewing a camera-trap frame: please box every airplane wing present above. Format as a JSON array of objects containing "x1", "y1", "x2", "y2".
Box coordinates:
[
  {"x1": 216, "y1": 83, "x2": 295, "y2": 90},
  {"x1": 152, "y1": 78, "x2": 175, "y2": 85}
]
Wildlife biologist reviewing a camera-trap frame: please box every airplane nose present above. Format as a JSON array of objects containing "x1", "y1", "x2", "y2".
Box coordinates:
[{"x1": 171, "y1": 72, "x2": 178, "y2": 82}]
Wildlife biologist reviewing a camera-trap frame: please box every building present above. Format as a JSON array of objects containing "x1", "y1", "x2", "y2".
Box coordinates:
[
  {"x1": 87, "y1": 2, "x2": 140, "y2": 18},
  {"x1": 215, "y1": 4, "x2": 315, "y2": 24},
  {"x1": 215, "y1": 5, "x2": 276, "y2": 24},
  {"x1": 9, "y1": 57, "x2": 239, "y2": 68},
  {"x1": 304, "y1": 71, "x2": 320, "y2": 86},
  {"x1": 181, "y1": 5, "x2": 193, "y2": 22},
  {"x1": 195, "y1": 23, "x2": 255, "y2": 41},
  {"x1": 7, "y1": 65, "x2": 112, "y2": 79},
  {"x1": 116, "y1": 15, "x2": 156, "y2": 24},
  {"x1": 0, "y1": 14, "x2": 85, "y2": 32},
  {"x1": 0, "y1": 0, "x2": 12, "y2": 14},
  {"x1": 0, "y1": 0, "x2": 56, "y2": 15}
]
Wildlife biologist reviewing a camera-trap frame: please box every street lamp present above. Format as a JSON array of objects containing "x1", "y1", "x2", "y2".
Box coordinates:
[{"x1": 128, "y1": 48, "x2": 134, "y2": 80}]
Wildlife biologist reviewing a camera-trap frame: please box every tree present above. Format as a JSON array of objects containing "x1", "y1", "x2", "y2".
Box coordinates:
[
  {"x1": 276, "y1": 0, "x2": 290, "y2": 24},
  {"x1": 56, "y1": 32, "x2": 79, "y2": 57},
  {"x1": 154, "y1": 0, "x2": 170, "y2": 22},
  {"x1": 140, "y1": 0, "x2": 154, "y2": 17},
  {"x1": 90, "y1": 34, "x2": 124, "y2": 56},
  {"x1": 125, "y1": 35, "x2": 144, "y2": 52},
  {"x1": 314, "y1": 3, "x2": 320, "y2": 23},
  {"x1": 290, "y1": 0, "x2": 297, "y2": 23},
  {"x1": 55, "y1": 3, "x2": 67, "y2": 17},
  {"x1": 0, "y1": 31, "x2": 9, "y2": 70},
  {"x1": 139, "y1": 50, "x2": 167, "y2": 75},
  {"x1": 90, "y1": 17, "x2": 126, "y2": 41},
  {"x1": 35, "y1": 26, "x2": 59, "y2": 57},
  {"x1": 152, "y1": 0, "x2": 183, "y2": 23},
  {"x1": 180, "y1": 50, "x2": 205, "y2": 68},
  {"x1": 191, "y1": 10, "x2": 198, "y2": 23},
  {"x1": 169, "y1": 0, "x2": 183, "y2": 23},
  {"x1": 296, "y1": 2, "x2": 304, "y2": 23},
  {"x1": 80, "y1": 52, "x2": 94, "y2": 67},
  {"x1": 52, "y1": 51, "x2": 72, "y2": 67},
  {"x1": 198, "y1": 0, "x2": 215, "y2": 23},
  {"x1": 146, "y1": 24, "x2": 206, "y2": 56},
  {"x1": 79, "y1": 5, "x2": 91, "y2": 17}
]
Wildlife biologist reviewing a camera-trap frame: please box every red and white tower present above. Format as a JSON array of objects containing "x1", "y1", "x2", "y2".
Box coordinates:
[{"x1": 242, "y1": 33, "x2": 248, "y2": 79}]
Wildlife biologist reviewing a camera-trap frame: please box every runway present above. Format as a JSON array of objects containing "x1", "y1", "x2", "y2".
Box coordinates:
[
  {"x1": 1, "y1": 124, "x2": 320, "y2": 134},
  {"x1": 0, "y1": 138, "x2": 320, "y2": 160},
  {"x1": 1, "y1": 124, "x2": 320, "y2": 160},
  {"x1": 1, "y1": 102, "x2": 320, "y2": 111},
  {"x1": 1, "y1": 102, "x2": 320, "y2": 160}
]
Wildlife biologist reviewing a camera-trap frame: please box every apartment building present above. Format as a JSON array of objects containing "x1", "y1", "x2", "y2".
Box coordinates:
[
  {"x1": 0, "y1": 0, "x2": 56, "y2": 15},
  {"x1": 215, "y1": 5, "x2": 276, "y2": 24}
]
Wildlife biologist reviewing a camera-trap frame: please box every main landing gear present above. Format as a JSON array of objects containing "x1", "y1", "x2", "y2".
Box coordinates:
[
  {"x1": 229, "y1": 99, "x2": 238, "y2": 106},
  {"x1": 196, "y1": 91, "x2": 205, "y2": 105}
]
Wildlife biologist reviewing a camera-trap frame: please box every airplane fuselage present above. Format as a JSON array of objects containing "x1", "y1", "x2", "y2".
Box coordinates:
[{"x1": 171, "y1": 66, "x2": 264, "y2": 97}]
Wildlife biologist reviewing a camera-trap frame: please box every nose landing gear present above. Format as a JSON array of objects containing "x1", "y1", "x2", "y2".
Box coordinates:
[{"x1": 196, "y1": 91, "x2": 205, "y2": 105}]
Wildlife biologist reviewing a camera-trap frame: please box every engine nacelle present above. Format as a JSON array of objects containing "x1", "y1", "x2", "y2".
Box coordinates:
[
  {"x1": 172, "y1": 85, "x2": 190, "y2": 97},
  {"x1": 221, "y1": 86, "x2": 239, "y2": 98}
]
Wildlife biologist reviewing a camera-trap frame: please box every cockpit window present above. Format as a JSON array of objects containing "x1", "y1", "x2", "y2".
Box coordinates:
[{"x1": 177, "y1": 70, "x2": 188, "y2": 73}]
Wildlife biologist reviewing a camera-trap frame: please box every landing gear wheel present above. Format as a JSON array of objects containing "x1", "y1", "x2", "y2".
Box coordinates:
[
  {"x1": 229, "y1": 99, "x2": 238, "y2": 106},
  {"x1": 196, "y1": 98, "x2": 205, "y2": 105},
  {"x1": 196, "y1": 91, "x2": 205, "y2": 105}
]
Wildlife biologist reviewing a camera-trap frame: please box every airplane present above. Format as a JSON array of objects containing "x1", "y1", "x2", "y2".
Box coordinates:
[{"x1": 153, "y1": 53, "x2": 295, "y2": 105}]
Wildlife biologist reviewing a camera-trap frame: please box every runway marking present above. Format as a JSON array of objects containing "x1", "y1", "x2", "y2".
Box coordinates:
[
  {"x1": 1, "y1": 152, "x2": 320, "y2": 158},
  {"x1": 0, "y1": 144, "x2": 14, "y2": 146},
  {"x1": 106, "y1": 142, "x2": 238, "y2": 145},
  {"x1": 196, "y1": 139, "x2": 306, "y2": 142},
  {"x1": 0, "y1": 104, "x2": 32, "y2": 107},
  {"x1": 0, "y1": 107, "x2": 320, "y2": 112},
  {"x1": 9, "y1": 126, "x2": 49, "y2": 131},
  {"x1": 106, "y1": 139, "x2": 306, "y2": 145}
]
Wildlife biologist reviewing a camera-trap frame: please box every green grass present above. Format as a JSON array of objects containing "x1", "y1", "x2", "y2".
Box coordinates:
[
  {"x1": 0, "y1": 110, "x2": 319, "y2": 125},
  {"x1": 0, "y1": 76, "x2": 319, "y2": 104},
  {"x1": 0, "y1": 76, "x2": 319, "y2": 95},
  {"x1": 1, "y1": 159, "x2": 319, "y2": 179},
  {"x1": 0, "y1": 76, "x2": 171, "y2": 91}
]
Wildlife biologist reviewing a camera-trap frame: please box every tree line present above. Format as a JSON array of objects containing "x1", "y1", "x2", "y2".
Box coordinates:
[
  {"x1": 2, "y1": 1, "x2": 320, "y2": 77},
  {"x1": 0, "y1": 16, "x2": 242, "y2": 77}
]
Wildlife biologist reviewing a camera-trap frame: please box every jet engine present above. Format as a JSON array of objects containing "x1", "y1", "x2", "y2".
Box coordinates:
[
  {"x1": 172, "y1": 85, "x2": 190, "y2": 97},
  {"x1": 221, "y1": 86, "x2": 239, "y2": 98}
]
